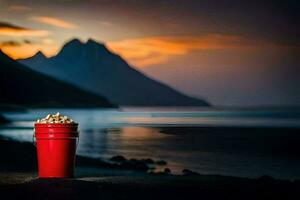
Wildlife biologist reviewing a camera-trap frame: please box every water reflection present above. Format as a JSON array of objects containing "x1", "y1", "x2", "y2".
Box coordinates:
[
  {"x1": 77, "y1": 126, "x2": 178, "y2": 172},
  {"x1": 78, "y1": 126, "x2": 171, "y2": 158},
  {"x1": 1, "y1": 108, "x2": 300, "y2": 178}
]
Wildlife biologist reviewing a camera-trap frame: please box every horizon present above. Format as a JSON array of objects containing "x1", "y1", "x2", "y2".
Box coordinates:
[{"x1": 0, "y1": 0, "x2": 299, "y2": 107}]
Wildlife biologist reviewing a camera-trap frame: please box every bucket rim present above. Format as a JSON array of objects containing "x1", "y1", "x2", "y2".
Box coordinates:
[{"x1": 35, "y1": 123, "x2": 78, "y2": 127}]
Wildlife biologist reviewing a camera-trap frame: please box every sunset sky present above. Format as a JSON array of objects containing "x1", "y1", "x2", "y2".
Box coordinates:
[{"x1": 0, "y1": 0, "x2": 299, "y2": 106}]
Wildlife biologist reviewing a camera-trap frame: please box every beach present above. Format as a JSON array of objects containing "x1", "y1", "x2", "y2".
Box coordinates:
[
  {"x1": 0, "y1": 136, "x2": 299, "y2": 200},
  {"x1": 1, "y1": 108, "x2": 300, "y2": 199}
]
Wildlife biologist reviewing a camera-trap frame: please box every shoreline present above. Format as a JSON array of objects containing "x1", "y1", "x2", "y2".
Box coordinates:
[
  {"x1": 1, "y1": 124, "x2": 300, "y2": 180},
  {"x1": 0, "y1": 136, "x2": 299, "y2": 199}
]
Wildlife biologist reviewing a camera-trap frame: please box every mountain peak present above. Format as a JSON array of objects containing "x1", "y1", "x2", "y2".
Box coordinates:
[
  {"x1": 86, "y1": 38, "x2": 108, "y2": 49},
  {"x1": 86, "y1": 38, "x2": 98, "y2": 44},
  {"x1": 57, "y1": 38, "x2": 85, "y2": 58},
  {"x1": 57, "y1": 38, "x2": 111, "y2": 59},
  {"x1": 65, "y1": 38, "x2": 105, "y2": 47},
  {"x1": 33, "y1": 51, "x2": 46, "y2": 59},
  {"x1": 67, "y1": 38, "x2": 83, "y2": 45}
]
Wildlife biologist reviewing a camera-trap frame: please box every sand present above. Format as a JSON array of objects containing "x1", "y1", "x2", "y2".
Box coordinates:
[{"x1": 0, "y1": 136, "x2": 299, "y2": 200}]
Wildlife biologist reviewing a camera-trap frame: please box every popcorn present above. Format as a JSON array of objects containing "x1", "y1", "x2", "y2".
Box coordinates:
[{"x1": 36, "y1": 112, "x2": 75, "y2": 124}]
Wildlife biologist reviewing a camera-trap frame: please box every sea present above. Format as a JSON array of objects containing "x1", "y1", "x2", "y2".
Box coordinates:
[{"x1": 0, "y1": 107, "x2": 300, "y2": 180}]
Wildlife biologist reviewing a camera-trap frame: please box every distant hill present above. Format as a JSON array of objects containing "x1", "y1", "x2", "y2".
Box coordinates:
[
  {"x1": 20, "y1": 39, "x2": 209, "y2": 106},
  {"x1": 0, "y1": 50, "x2": 115, "y2": 108}
]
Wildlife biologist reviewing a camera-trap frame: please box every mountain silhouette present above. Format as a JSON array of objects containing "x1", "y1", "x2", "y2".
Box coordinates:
[
  {"x1": 0, "y1": 50, "x2": 114, "y2": 107},
  {"x1": 20, "y1": 38, "x2": 209, "y2": 106}
]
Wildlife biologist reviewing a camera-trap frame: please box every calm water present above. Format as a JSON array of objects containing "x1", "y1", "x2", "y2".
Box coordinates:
[{"x1": 1, "y1": 108, "x2": 300, "y2": 180}]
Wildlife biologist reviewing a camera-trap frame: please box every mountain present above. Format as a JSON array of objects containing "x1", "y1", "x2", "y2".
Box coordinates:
[
  {"x1": 20, "y1": 39, "x2": 209, "y2": 106},
  {"x1": 0, "y1": 50, "x2": 115, "y2": 107}
]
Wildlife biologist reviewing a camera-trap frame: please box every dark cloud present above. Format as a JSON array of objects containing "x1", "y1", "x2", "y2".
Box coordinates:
[
  {"x1": 2, "y1": 1, "x2": 298, "y2": 46},
  {"x1": 23, "y1": 39, "x2": 32, "y2": 44},
  {"x1": 0, "y1": 22, "x2": 28, "y2": 30},
  {"x1": 0, "y1": 40, "x2": 22, "y2": 46},
  {"x1": 0, "y1": 39, "x2": 34, "y2": 47},
  {"x1": 0, "y1": 21, "x2": 48, "y2": 36},
  {"x1": 56, "y1": 0, "x2": 297, "y2": 46}
]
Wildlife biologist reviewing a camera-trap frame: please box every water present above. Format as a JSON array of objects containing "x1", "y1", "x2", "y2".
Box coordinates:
[{"x1": 1, "y1": 107, "x2": 300, "y2": 180}]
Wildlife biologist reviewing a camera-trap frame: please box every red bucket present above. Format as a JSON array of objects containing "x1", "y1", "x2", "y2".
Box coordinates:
[{"x1": 34, "y1": 123, "x2": 79, "y2": 178}]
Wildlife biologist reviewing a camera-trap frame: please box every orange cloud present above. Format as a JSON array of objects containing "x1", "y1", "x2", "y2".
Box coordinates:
[
  {"x1": 42, "y1": 38, "x2": 54, "y2": 45},
  {"x1": 0, "y1": 28, "x2": 49, "y2": 37},
  {"x1": 0, "y1": 42, "x2": 58, "y2": 60},
  {"x1": 0, "y1": 22, "x2": 49, "y2": 37},
  {"x1": 107, "y1": 34, "x2": 259, "y2": 67},
  {"x1": 32, "y1": 16, "x2": 78, "y2": 29}
]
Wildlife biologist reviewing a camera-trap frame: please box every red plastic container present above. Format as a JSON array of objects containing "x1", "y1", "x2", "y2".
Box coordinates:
[{"x1": 34, "y1": 123, "x2": 79, "y2": 178}]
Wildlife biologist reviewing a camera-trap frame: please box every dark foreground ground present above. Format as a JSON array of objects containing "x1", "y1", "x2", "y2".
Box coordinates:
[
  {"x1": 0, "y1": 135, "x2": 299, "y2": 200},
  {"x1": 2, "y1": 175, "x2": 300, "y2": 200}
]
